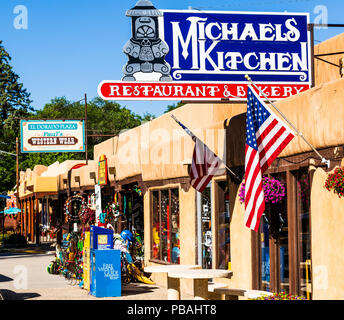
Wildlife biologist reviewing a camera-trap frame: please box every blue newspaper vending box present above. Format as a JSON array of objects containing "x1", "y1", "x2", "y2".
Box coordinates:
[
  {"x1": 90, "y1": 249, "x2": 121, "y2": 297},
  {"x1": 90, "y1": 225, "x2": 114, "y2": 250}
]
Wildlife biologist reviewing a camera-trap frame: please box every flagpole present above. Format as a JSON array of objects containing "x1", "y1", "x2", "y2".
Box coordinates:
[
  {"x1": 170, "y1": 114, "x2": 242, "y2": 182},
  {"x1": 244, "y1": 74, "x2": 330, "y2": 168}
]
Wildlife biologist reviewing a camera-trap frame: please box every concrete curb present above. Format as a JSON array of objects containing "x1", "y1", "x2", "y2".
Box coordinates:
[{"x1": 0, "y1": 248, "x2": 56, "y2": 255}]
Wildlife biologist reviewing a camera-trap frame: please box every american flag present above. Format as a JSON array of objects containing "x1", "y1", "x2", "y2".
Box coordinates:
[
  {"x1": 171, "y1": 115, "x2": 222, "y2": 193},
  {"x1": 190, "y1": 137, "x2": 222, "y2": 192},
  {"x1": 245, "y1": 86, "x2": 295, "y2": 232}
]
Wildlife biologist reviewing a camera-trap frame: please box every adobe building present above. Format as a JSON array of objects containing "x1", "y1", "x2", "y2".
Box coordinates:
[{"x1": 17, "y1": 32, "x2": 344, "y2": 300}]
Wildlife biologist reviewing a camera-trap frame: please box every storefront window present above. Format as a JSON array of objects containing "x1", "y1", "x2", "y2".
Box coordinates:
[
  {"x1": 160, "y1": 189, "x2": 169, "y2": 262},
  {"x1": 151, "y1": 188, "x2": 180, "y2": 263},
  {"x1": 258, "y1": 173, "x2": 289, "y2": 293},
  {"x1": 260, "y1": 212, "x2": 270, "y2": 291},
  {"x1": 152, "y1": 191, "x2": 160, "y2": 260},
  {"x1": 217, "y1": 181, "x2": 230, "y2": 270},
  {"x1": 297, "y1": 170, "x2": 312, "y2": 299},
  {"x1": 201, "y1": 186, "x2": 212, "y2": 269},
  {"x1": 255, "y1": 169, "x2": 311, "y2": 298},
  {"x1": 170, "y1": 188, "x2": 180, "y2": 264}
]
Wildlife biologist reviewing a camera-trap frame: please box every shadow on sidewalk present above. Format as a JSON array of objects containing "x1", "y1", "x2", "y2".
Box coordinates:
[
  {"x1": 0, "y1": 289, "x2": 41, "y2": 300},
  {"x1": 121, "y1": 283, "x2": 161, "y2": 297},
  {"x1": 0, "y1": 274, "x2": 13, "y2": 282}
]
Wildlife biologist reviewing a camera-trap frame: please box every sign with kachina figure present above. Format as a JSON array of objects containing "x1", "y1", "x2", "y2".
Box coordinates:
[
  {"x1": 20, "y1": 120, "x2": 85, "y2": 153},
  {"x1": 98, "y1": 0, "x2": 311, "y2": 101}
]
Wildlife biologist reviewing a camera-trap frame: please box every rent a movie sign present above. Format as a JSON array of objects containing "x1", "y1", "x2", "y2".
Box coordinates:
[
  {"x1": 98, "y1": 5, "x2": 311, "y2": 101},
  {"x1": 20, "y1": 120, "x2": 85, "y2": 153}
]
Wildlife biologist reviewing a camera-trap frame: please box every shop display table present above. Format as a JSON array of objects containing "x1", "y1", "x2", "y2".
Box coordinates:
[
  {"x1": 168, "y1": 269, "x2": 233, "y2": 300},
  {"x1": 144, "y1": 264, "x2": 202, "y2": 300}
]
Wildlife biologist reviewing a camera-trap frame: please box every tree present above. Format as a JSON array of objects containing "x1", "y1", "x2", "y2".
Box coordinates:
[
  {"x1": 0, "y1": 41, "x2": 160, "y2": 192},
  {"x1": 0, "y1": 40, "x2": 34, "y2": 192},
  {"x1": 163, "y1": 101, "x2": 185, "y2": 114},
  {"x1": 23, "y1": 96, "x2": 153, "y2": 169}
]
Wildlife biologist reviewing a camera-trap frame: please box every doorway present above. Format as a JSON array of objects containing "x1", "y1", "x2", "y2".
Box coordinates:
[{"x1": 255, "y1": 168, "x2": 312, "y2": 298}]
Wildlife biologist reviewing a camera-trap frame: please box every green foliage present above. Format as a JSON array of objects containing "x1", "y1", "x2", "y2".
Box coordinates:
[
  {"x1": 33, "y1": 96, "x2": 151, "y2": 162},
  {"x1": 0, "y1": 41, "x2": 159, "y2": 193},
  {"x1": 0, "y1": 40, "x2": 34, "y2": 192},
  {"x1": 249, "y1": 292, "x2": 306, "y2": 300},
  {"x1": 3, "y1": 232, "x2": 27, "y2": 246},
  {"x1": 0, "y1": 233, "x2": 9, "y2": 245},
  {"x1": 163, "y1": 101, "x2": 185, "y2": 114}
]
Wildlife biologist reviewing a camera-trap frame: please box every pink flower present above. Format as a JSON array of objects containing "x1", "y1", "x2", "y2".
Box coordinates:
[{"x1": 239, "y1": 176, "x2": 286, "y2": 204}]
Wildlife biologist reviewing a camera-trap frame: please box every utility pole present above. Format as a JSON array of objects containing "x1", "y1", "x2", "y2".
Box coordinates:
[
  {"x1": 16, "y1": 137, "x2": 19, "y2": 191},
  {"x1": 84, "y1": 93, "x2": 88, "y2": 165},
  {"x1": 16, "y1": 137, "x2": 22, "y2": 235}
]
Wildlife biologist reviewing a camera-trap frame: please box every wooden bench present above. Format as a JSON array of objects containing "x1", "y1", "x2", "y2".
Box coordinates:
[{"x1": 208, "y1": 283, "x2": 273, "y2": 300}]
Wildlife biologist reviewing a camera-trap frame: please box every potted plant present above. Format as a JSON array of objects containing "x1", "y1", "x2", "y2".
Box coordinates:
[
  {"x1": 324, "y1": 167, "x2": 344, "y2": 198},
  {"x1": 239, "y1": 176, "x2": 286, "y2": 204}
]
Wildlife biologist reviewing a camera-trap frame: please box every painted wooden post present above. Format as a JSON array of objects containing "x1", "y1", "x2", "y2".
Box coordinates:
[
  {"x1": 24, "y1": 200, "x2": 27, "y2": 239},
  {"x1": 30, "y1": 198, "x2": 33, "y2": 242},
  {"x1": 35, "y1": 198, "x2": 39, "y2": 244},
  {"x1": 19, "y1": 200, "x2": 23, "y2": 235},
  {"x1": 27, "y1": 198, "x2": 30, "y2": 240}
]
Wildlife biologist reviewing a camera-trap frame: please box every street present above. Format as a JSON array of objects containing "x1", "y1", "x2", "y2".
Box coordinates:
[{"x1": 0, "y1": 251, "x2": 181, "y2": 300}]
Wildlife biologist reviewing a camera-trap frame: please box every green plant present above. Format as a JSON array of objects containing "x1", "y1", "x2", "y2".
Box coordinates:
[
  {"x1": 3, "y1": 232, "x2": 27, "y2": 245},
  {"x1": 249, "y1": 291, "x2": 306, "y2": 300},
  {"x1": 0, "y1": 233, "x2": 9, "y2": 245}
]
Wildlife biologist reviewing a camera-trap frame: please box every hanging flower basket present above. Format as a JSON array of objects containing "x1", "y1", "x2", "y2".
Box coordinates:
[
  {"x1": 239, "y1": 176, "x2": 286, "y2": 204},
  {"x1": 324, "y1": 167, "x2": 344, "y2": 198}
]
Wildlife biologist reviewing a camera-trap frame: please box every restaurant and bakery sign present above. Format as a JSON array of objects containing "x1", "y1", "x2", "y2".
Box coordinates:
[
  {"x1": 98, "y1": 0, "x2": 311, "y2": 101},
  {"x1": 20, "y1": 120, "x2": 85, "y2": 153}
]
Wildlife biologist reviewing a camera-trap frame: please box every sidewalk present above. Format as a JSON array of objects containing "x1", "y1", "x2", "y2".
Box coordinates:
[
  {"x1": 0, "y1": 241, "x2": 56, "y2": 255},
  {"x1": 0, "y1": 283, "x2": 192, "y2": 300},
  {"x1": 0, "y1": 245, "x2": 195, "y2": 300}
]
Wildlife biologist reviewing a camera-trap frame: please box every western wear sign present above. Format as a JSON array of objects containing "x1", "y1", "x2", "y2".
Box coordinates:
[{"x1": 20, "y1": 120, "x2": 85, "y2": 153}]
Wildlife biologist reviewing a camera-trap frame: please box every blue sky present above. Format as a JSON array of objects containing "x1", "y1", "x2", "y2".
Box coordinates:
[{"x1": 0, "y1": 0, "x2": 343, "y2": 117}]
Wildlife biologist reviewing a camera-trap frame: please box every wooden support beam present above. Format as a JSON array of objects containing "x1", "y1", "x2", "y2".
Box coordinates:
[
  {"x1": 30, "y1": 198, "x2": 34, "y2": 242},
  {"x1": 35, "y1": 198, "x2": 39, "y2": 244},
  {"x1": 19, "y1": 200, "x2": 23, "y2": 235},
  {"x1": 24, "y1": 200, "x2": 27, "y2": 239}
]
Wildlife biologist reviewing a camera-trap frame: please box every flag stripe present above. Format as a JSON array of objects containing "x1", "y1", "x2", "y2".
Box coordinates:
[
  {"x1": 245, "y1": 155, "x2": 261, "y2": 214},
  {"x1": 258, "y1": 125, "x2": 286, "y2": 167},
  {"x1": 260, "y1": 131, "x2": 294, "y2": 173},
  {"x1": 246, "y1": 184, "x2": 265, "y2": 231},
  {"x1": 189, "y1": 137, "x2": 222, "y2": 193},
  {"x1": 245, "y1": 162, "x2": 263, "y2": 224}
]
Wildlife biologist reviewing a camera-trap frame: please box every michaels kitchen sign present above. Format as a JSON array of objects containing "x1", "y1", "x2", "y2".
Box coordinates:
[{"x1": 98, "y1": 0, "x2": 311, "y2": 101}]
